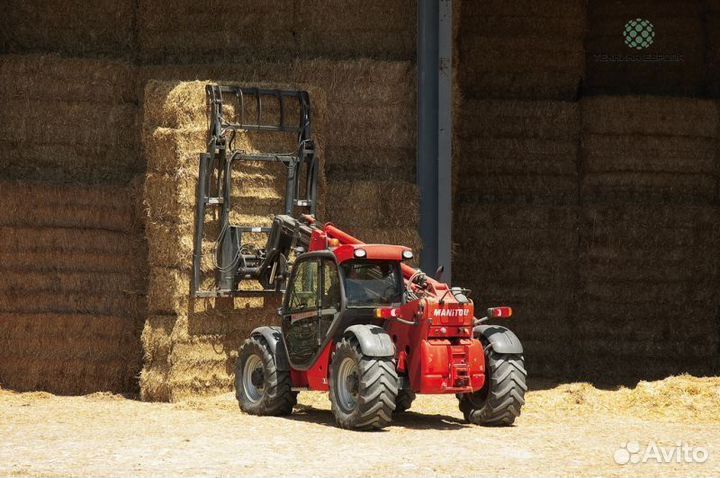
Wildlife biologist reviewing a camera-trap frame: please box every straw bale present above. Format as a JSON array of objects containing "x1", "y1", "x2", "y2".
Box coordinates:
[
  {"x1": 461, "y1": 37, "x2": 585, "y2": 73},
  {"x1": 137, "y1": 1, "x2": 415, "y2": 63},
  {"x1": 461, "y1": 0, "x2": 586, "y2": 18},
  {"x1": 324, "y1": 147, "x2": 416, "y2": 182},
  {"x1": 0, "y1": 100, "x2": 137, "y2": 146},
  {"x1": 457, "y1": 175, "x2": 578, "y2": 204},
  {"x1": 581, "y1": 97, "x2": 718, "y2": 137},
  {"x1": 0, "y1": 290, "x2": 145, "y2": 316},
  {"x1": 2, "y1": 0, "x2": 134, "y2": 57},
  {"x1": 0, "y1": 182, "x2": 137, "y2": 232},
  {"x1": 455, "y1": 203, "x2": 578, "y2": 230},
  {"x1": 583, "y1": 135, "x2": 717, "y2": 174},
  {"x1": 458, "y1": 138, "x2": 578, "y2": 176},
  {"x1": 581, "y1": 172, "x2": 717, "y2": 204},
  {"x1": 0, "y1": 55, "x2": 136, "y2": 104},
  {"x1": 325, "y1": 181, "x2": 419, "y2": 228},
  {"x1": 458, "y1": 100, "x2": 580, "y2": 140},
  {"x1": 0, "y1": 313, "x2": 141, "y2": 394},
  {"x1": 458, "y1": 1, "x2": 586, "y2": 100}
]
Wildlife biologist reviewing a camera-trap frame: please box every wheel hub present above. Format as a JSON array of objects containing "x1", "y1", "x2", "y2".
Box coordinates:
[
  {"x1": 337, "y1": 357, "x2": 360, "y2": 412},
  {"x1": 242, "y1": 354, "x2": 265, "y2": 403}
]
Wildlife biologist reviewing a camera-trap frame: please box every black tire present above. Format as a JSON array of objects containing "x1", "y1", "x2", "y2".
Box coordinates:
[
  {"x1": 235, "y1": 335, "x2": 297, "y2": 416},
  {"x1": 458, "y1": 339, "x2": 527, "y2": 426},
  {"x1": 394, "y1": 388, "x2": 416, "y2": 413},
  {"x1": 329, "y1": 337, "x2": 398, "y2": 430}
]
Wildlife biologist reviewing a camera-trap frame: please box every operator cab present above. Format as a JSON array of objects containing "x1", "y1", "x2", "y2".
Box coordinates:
[{"x1": 279, "y1": 244, "x2": 411, "y2": 369}]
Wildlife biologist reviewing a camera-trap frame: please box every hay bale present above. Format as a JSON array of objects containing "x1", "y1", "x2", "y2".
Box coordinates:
[
  {"x1": 456, "y1": 100, "x2": 580, "y2": 204},
  {"x1": 0, "y1": 55, "x2": 139, "y2": 185},
  {"x1": 0, "y1": 182, "x2": 139, "y2": 232},
  {"x1": 325, "y1": 181, "x2": 419, "y2": 229},
  {"x1": 137, "y1": 60, "x2": 415, "y2": 181},
  {"x1": 0, "y1": 181, "x2": 147, "y2": 395},
  {"x1": 1, "y1": 0, "x2": 134, "y2": 57},
  {"x1": 581, "y1": 97, "x2": 718, "y2": 137},
  {"x1": 583, "y1": 135, "x2": 717, "y2": 174},
  {"x1": 581, "y1": 97, "x2": 719, "y2": 203},
  {"x1": 459, "y1": 100, "x2": 580, "y2": 139},
  {"x1": 137, "y1": 0, "x2": 415, "y2": 64},
  {"x1": 458, "y1": 0, "x2": 586, "y2": 100},
  {"x1": 140, "y1": 79, "x2": 326, "y2": 401}
]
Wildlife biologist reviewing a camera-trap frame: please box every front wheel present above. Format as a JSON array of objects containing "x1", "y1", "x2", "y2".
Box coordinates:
[
  {"x1": 458, "y1": 339, "x2": 527, "y2": 426},
  {"x1": 235, "y1": 336, "x2": 296, "y2": 416},
  {"x1": 329, "y1": 337, "x2": 399, "y2": 430}
]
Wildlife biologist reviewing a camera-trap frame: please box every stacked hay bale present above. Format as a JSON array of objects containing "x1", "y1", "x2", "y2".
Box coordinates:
[
  {"x1": 0, "y1": 55, "x2": 141, "y2": 184},
  {"x1": 0, "y1": 0, "x2": 134, "y2": 57},
  {"x1": 139, "y1": 60, "x2": 420, "y2": 252},
  {"x1": 140, "y1": 80, "x2": 326, "y2": 401},
  {"x1": 0, "y1": 182, "x2": 146, "y2": 394},
  {"x1": 585, "y1": 0, "x2": 706, "y2": 96},
  {"x1": 454, "y1": 101, "x2": 581, "y2": 377},
  {"x1": 578, "y1": 97, "x2": 720, "y2": 379},
  {"x1": 136, "y1": 0, "x2": 415, "y2": 64},
  {"x1": 457, "y1": 0, "x2": 586, "y2": 100}
]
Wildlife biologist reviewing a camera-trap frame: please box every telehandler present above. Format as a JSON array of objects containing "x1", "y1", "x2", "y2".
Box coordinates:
[{"x1": 193, "y1": 85, "x2": 526, "y2": 430}]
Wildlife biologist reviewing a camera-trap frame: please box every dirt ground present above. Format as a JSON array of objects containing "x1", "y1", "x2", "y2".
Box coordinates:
[{"x1": 1, "y1": 377, "x2": 719, "y2": 477}]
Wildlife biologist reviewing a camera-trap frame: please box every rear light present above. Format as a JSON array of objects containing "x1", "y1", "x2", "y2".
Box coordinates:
[
  {"x1": 488, "y1": 307, "x2": 512, "y2": 319},
  {"x1": 375, "y1": 307, "x2": 398, "y2": 319}
]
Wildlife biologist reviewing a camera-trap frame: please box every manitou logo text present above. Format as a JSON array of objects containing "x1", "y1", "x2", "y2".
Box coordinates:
[{"x1": 433, "y1": 308, "x2": 470, "y2": 318}]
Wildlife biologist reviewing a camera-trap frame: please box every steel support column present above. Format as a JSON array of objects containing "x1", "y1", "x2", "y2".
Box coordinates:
[{"x1": 418, "y1": 0, "x2": 453, "y2": 282}]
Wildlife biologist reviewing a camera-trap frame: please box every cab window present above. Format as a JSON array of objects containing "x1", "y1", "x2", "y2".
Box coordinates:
[
  {"x1": 341, "y1": 260, "x2": 402, "y2": 307},
  {"x1": 321, "y1": 259, "x2": 342, "y2": 310},
  {"x1": 286, "y1": 259, "x2": 319, "y2": 311}
]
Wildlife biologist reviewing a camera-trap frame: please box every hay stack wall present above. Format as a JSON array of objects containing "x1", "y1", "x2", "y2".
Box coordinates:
[
  {"x1": 140, "y1": 80, "x2": 327, "y2": 401},
  {"x1": 0, "y1": 55, "x2": 141, "y2": 184},
  {"x1": 139, "y1": 60, "x2": 420, "y2": 253},
  {"x1": 454, "y1": 100, "x2": 581, "y2": 377},
  {"x1": 0, "y1": 53, "x2": 146, "y2": 394},
  {"x1": 0, "y1": 181, "x2": 146, "y2": 394},
  {"x1": 136, "y1": 0, "x2": 416, "y2": 64},
  {"x1": 0, "y1": 0, "x2": 134, "y2": 57},
  {"x1": 577, "y1": 97, "x2": 720, "y2": 379},
  {"x1": 458, "y1": 0, "x2": 586, "y2": 101}
]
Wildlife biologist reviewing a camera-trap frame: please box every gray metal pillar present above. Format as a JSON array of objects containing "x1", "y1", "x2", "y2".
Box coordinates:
[{"x1": 418, "y1": 0, "x2": 453, "y2": 282}]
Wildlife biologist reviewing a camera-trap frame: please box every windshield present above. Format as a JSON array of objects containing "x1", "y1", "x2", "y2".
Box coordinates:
[{"x1": 341, "y1": 260, "x2": 403, "y2": 307}]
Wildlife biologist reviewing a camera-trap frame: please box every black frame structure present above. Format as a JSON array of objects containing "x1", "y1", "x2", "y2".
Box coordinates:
[
  {"x1": 192, "y1": 85, "x2": 319, "y2": 298},
  {"x1": 418, "y1": 0, "x2": 453, "y2": 282}
]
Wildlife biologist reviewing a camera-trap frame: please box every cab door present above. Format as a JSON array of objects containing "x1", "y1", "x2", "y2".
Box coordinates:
[{"x1": 282, "y1": 258, "x2": 321, "y2": 367}]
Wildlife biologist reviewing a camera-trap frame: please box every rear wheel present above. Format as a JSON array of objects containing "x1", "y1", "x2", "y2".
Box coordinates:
[
  {"x1": 235, "y1": 336, "x2": 296, "y2": 416},
  {"x1": 394, "y1": 388, "x2": 416, "y2": 413},
  {"x1": 458, "y1": 339, "x2": 526, "y2": 426},
  {"x1": 329, "y1": 337, "x2": 398, "y2": 430}
]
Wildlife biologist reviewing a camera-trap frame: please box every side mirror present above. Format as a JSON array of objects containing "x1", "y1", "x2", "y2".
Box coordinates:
[{"x1": 435, "y1": 265, "x2": 445, "y2": 281}]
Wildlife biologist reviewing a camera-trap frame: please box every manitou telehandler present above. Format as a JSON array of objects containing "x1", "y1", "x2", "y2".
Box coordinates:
[{"x1": 193, "y1": 85, "x2": 526, "y2": 430}]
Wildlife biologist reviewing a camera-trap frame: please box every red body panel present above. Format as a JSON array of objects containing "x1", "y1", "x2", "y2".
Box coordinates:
[
  {"x1": 290, "y1": 343, "x2": 332, "y2": 392},
  {"x1": 295, "y1": 217, "x2": 491, "y2": 395}
]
